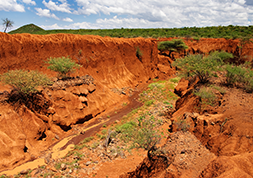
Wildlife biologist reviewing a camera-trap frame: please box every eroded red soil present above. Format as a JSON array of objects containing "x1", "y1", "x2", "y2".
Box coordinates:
[{"x1": 0, "y1": 32, "x2": 253, "y2": 177}]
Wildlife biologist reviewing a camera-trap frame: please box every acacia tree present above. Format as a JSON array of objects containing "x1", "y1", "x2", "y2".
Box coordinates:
[
  {"x1": 2, "y1": 18, "x2": 14, "y2": 33},
  {"x1": 158, "y1": 39, "x2": 188, "y2": 58}
]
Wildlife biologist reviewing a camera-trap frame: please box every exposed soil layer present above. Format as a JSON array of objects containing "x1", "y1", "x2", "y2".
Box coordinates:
[
  {"x1": 0, "y1": 32, "x2": 159, "y2": 171},
  {"x1": 0, "y1": 33, "x2": 253, "y2": 175},
  {"x1": 128, "y1": 78, "x2": 253, "y2": 177}
]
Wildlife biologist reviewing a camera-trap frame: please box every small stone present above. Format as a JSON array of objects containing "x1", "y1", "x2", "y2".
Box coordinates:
[
  {"x1": 180, "y1": 149, "x2": 186, "y2": 154},
  {"x1": 61, "y1": 163, "x2": 67, "y2": 170},
  {"x1": 73, "y1": 155, "x2": 80, "y2": 160},
  {"x1": 73, "y1": 163, "x2": 79, "y2": 167},
  {"x1": 55, "y1": 135, "x2": 60, "y2": 140},
  {"x1": 85, "y1": 161, "x2": 92, "y2": 166},
  {"x1": 20, "y1": 169, "x2": 29, "y2": 175},
  {"x1": 112, "y1": 152, "x2": 118, "y2": 158},
  {"x1": 33, "y1": 168, "x2": 42, "y2": 175}
]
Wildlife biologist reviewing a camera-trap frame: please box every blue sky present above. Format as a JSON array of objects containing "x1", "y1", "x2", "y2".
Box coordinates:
[{"x1": 1, "y1": 0, "x2": 253, "y2": 32}]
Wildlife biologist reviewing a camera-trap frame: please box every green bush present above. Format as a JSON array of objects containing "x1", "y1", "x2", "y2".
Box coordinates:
[
  {"x1": 135, "y1": 46, "x2": 143, "y2": 61},
  {"x1": 0, "y1": 69, "x2": 52, "y2": 95},
  {"x1": 225, "y1": 64, "x2": 253, "y2": 92},
  {"x1": 115, "y1": 118, "x2": 160, "y2": 150},
  {"x1": 158, "y1": 39, "x2": 188, "y2": 58},
  {"x1": 46, "y1": 56, "x2": 81, "y2": 78},
  {"x1": 173, "y1": 51, "x2": 233, "y2": 83},
  {"x1": 193, "y1": 88, "x2": 216, "y2": 106},
  {"x1": 225, "y1": 65, "x2": 245, "y2": 85}
]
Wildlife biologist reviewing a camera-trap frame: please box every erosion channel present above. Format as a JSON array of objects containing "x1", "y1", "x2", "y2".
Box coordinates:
[{"x1": 0, "y1": 33, "x2": 253, "y2": 177}]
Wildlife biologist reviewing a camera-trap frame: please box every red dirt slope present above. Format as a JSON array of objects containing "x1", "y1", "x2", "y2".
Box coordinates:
[
  {"x1": 0, "y1": 33, "x2": 253, "y2": 174},
  {"x1": 0, "y1": 33, "x2": 160, "y2": 172}
]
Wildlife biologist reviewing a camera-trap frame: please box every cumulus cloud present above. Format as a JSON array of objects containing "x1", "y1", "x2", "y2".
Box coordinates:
[
  {"x1": 0, "y1": 0, "x2": 25, "y2": 12},
  {"x1": 22, "y1": 0, "x2": 36, "y2": 5},
  {"x1": 42, "y1": 0, "x2": 72, "y2": 13},
  {"x1": 33, "y1": 0, "x2": 253, "y2": 30},
  {"x1": 63, "y1": 17, "x2": 73, "y2": 22},
  {"x1": 73, "y1": 0, "x2": 251, "y2": 28},
  {"x1": 35, "y1": 8, "x2": 60, "y2": 20},
  {"x1": 41, "y1": 23, "x2": 63, "y2": 29}
]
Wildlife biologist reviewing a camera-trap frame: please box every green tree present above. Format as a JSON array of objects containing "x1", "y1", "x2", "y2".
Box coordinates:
[
  {"x1": 158, "y1": 39, "x2": 188, "y2": 58},
  {"x1": 2, "y1": 18, "x2": 14, "y2": 33},
  {"x1": 173, "y1": 51, "x2": 233, "y2": 83},
  {"x1": 46, "y1": 56, "x2": 81, "y2": 78}
]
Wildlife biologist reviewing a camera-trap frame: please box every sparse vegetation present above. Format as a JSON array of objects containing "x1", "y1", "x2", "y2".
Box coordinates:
[
  {"x1": 174, "y1": 117, "x2": 191, "y2": 132},
  {"x1": 225, "y1": 64, "x2": 253, "y2": 92},
  {"x1": 115, "y1": 115, "x2": 160, "y2": 150},
  {"x1": 193, "y1": 87, "x2": 216, "y2": 106},
  {"x1": 45, "y1": 56, "x2": 81, "y2": 78},
  {"x1": 173, "y1": 51, "x2": 233, "y2": 83},
  {"x1": 0, "y1": 69, "x2": 52, "y2": 95},
  {"x1": 135, "y1": 46, "x2": 143, "y2": 61}
]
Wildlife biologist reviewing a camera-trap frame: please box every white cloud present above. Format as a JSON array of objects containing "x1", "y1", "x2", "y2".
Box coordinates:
[
  {"x1": 42, "y1": 0, "x2": 72, "y2": 13},
  {"x1": 36, "y1": 0, "x2": 253, "y2": 30},
  {"x1": 22, "y1": 0, "x2": 36, "y2": 5},
  {"x1": 0, "y1": 0, "x2": 25, "y2": 12},
  {"x1": 41, "y1": 23, "x2": 63, "y2": 29},
  {"x1": 73, "y1": 0, "x2": 252, "y2": 28},
  {"x1": 63, "y1": 17, "x2": 73, "y2": 22},
  {"x1": 35, "y1": 8, "x2": 60, "y2": 20}
]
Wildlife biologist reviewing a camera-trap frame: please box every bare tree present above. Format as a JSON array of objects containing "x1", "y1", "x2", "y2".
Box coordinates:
[{"x1": 2, "y1": 18, "x2": 14, "y2": 33}]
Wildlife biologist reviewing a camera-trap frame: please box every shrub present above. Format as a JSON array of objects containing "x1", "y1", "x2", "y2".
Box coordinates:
[
  {"x1": 225, "y1": 64, "x2": 253, "y2": 92},
  {"x1": 135, "y1": 46, "x2": 143, "y2": 61},
  {"x1": 225, "y1": 64, "x2": 245, "y2": 85},
  {"x1": 0, "y1": 69, "x2": 51, "y2": 95},
  {"x1": 193, "y1": 87, "x2": 216, "y2": 106},
  {"x1": 158, "y1": 39, "x2": 188, "y2": 58},
  {"x1": 115, "y1": 118, "x2": 160, "y2": 150},
  {"x1": 46, "y1": 56, "x2": 81, "y2": 78},
  {"x1": 145, "y1": 99, "x2": 155, "y2": 107},
  {"x1": 174, "y1": 117, "x2": 190, "y2": 132},
  {"x1": 173, "y1": 51, "x2": 233, "y2": 83}
]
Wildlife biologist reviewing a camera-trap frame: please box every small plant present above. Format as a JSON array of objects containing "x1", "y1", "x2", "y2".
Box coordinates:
[
  {"x1": 135, "y1": 46, "x2": 143, "y2": 61},
  {"x1": 91, "y1": 142, "x2": 99, "y2": 149},
  {"x1": 74, "y1": 137, "x2": 94, "y2": 150},
  {"x1": 169, "y1": 77, "x2": 181, "y2": 83},
  {"x1": 122, "y1": 102, "x2": 128, "y2": 106},
  {"x1": 193, "y1": 87, "x2": 216, "y2": 106},
  {"x1": 101, "y1": 129, "x2": 107, "y2": 135},
  {"x1": 96, "y1": 133, "x2": 106, "y2": 139},
  {"x1": 174, "y1": 117, "x2": 190, "y2": 132},
  {"x1": 211, "y1": 85, "x2": 227, "y2": 95},
  {"x1": 54, "y1": 162, "x2": 62, "y2": 170},
  {"x1": 145, "y1": 99, "x2": 155, "y2": 107},
  {"x1": 45, "y1": 56, "x2": 81, "y2": 78},
  {"x1": 0, "y1": 70, "x2": 52, "y2": 95}
]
